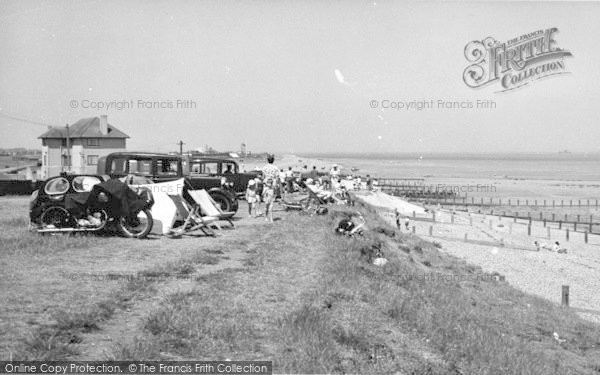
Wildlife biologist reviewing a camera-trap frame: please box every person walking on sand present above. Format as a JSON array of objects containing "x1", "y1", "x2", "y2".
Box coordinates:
[
  {"x1": 394, "y1": 208, "x2": 400, "y2": 229},
  {"x1": 262, "y1": 154, "x2": 279, "y2": 222}
]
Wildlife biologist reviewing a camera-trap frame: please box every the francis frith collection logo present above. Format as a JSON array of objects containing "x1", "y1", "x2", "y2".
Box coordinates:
[{"x1": 463, "y1": 28, "x2": 573, "y2": 92}]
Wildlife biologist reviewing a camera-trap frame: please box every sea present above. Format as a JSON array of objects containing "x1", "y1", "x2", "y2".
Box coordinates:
[
  {"x1": 299, "y1": 153, "x2": 600, "y2": 182},
  {"x1": 297, "y1": 153, "x2": 600, "y2": 201}
]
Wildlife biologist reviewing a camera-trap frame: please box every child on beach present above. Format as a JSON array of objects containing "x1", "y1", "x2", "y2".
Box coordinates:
[
  {"x1": 245, "y1": 180, "x2": 259, "y2": 217},
  {"x1": 404, "y1": 216, "x2": 410, "y2": 230},
  {"x1": 253, "y1": 177, "x2": 262, "y2": 217},
  {"x1": 262, "y1": 177, "x2": 275, "y2": 221},
  {"x1": 553, "y1": 241, "x2": 567, "y2": 254}
]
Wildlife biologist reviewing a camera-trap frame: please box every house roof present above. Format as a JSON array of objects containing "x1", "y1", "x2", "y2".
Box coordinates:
[{"x1": 38, "y1": 117, "x2": 129, "y2": 139}]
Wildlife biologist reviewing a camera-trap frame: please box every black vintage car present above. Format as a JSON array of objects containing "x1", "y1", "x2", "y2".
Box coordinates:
[
  {"x1": 187, "y1": 157, "x2": 261, "y2": 197},
  {"x1": 97, "y1": 152, "x2": 239, "y2": 213}
]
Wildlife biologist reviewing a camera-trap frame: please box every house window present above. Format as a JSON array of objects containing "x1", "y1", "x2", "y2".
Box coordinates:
[
  {"x1": 87, "y1": 155, "x2": 99, "y2": 165},
  {"x1": 87, "y1": 138, "x2": 100, "y2": 147}
]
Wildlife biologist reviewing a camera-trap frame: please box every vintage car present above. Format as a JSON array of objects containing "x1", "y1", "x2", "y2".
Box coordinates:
[
  {"x1": 187, "y1": 156, "x2": 262, "y2": 197},
  {"x1": 97, "y1": 152, "x2": 239, "y2": 213}
]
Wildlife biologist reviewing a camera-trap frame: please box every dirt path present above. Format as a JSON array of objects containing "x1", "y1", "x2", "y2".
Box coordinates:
[
  {"x1": 71, "y1": 204, "x2": 311, "y2": 360},
  {"x1": 74, "y1": 254, "x2": 247, "y2": 360}
]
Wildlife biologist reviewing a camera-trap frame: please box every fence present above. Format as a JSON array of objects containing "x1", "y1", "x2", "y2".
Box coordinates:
[{"x1": 403, "y1": 195, "x2": 600, "y2": 209}]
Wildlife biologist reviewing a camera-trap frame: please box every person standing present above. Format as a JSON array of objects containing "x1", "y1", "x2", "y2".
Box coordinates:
[
  {"x1": 285, "y1": 166, "x2": 294, "y2": 193},
  {"x1": 310, "y1": 166, "x2": 318, "y2": 181},
  {"x1": 329, "y1": 164, "x2": 340, "y2": 182},
  {"x1": 245, "y1": 180, "x2": 259, "y2": 217},
  {"x1": 366, "y1": 174, "x2": 372, "y2": 190},
  {"x1": 261, "y1": 154, "x2": 279, "y2": 222}
]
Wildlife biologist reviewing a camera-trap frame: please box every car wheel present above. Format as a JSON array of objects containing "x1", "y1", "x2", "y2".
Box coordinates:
[{"x1": 209, "y1": 191, "x2": 238, "y2": 214}]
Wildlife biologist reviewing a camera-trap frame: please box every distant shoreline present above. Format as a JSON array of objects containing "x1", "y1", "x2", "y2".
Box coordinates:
[{"x1": 296, "y1": 152, "x2": 600, "y2": 161}]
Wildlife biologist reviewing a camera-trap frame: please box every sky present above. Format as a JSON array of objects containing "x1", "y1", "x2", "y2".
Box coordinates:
[{"x1": 0, "y1": 0, "x2": 599, "y2": 154}]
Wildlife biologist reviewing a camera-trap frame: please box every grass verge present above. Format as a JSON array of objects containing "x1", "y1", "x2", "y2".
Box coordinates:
[{"x1": 111, "y1": 205, "x2": 600, "y2": 373}]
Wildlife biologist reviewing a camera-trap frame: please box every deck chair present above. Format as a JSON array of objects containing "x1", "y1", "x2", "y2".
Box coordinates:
[
  {"x1": 305, "y1": 186, "x2": 331, "y2": 206},
  {"x1": 280, "y1": 197, "x2": 304, "y2": 211},
  {"x1": 187, "y1": 189, "x2": 235, "y2": 228},
  {"x1": 167, "y1": 194, "x2": 219, "y2": 237},
  {"x1": 277, "y1": 189, "x2": 326, "y2": 216}
]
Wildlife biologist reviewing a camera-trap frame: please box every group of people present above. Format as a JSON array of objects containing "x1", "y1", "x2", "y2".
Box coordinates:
[
  {"x1": 245, "y1": 156, "x2": 367, "y2": 221},
  {"x1": 394, "y1": 209, "x2": 411, "y2": 230},
  {"x1": 245, "y1": 154, "x2": 279, "y2": 222}
]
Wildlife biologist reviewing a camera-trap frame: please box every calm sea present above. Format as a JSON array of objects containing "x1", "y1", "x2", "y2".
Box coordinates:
[{"x1": 299, "y1": 153, "x2": 600, "y2": 181}]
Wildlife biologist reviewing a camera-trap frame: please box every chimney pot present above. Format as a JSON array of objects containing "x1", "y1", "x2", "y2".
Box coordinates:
[{"x1": 99, "y1": 115, "x2": 108, "y2": 135}]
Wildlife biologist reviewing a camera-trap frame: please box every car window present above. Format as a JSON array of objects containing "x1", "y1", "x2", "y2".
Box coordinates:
[
  {"x1": 110, "y1": 158, "x2": 127, "y2": 174},
  {"x1": 156, "y1": 159, "x2": 179, "y2": 175},
  {"x1": 194, "y1": 162, "x2": 218, "y2": 174},
  {"x1": 129, "y1": 159, "x2": 152, "y2": 174},
  {"x1": 223, "y1": 162, "x2": 235, "y2": 174},
  {"x1": 72, "y1": 176, "x2": 102, "y2": 192},
  {"x1": 44, "y1": 177, "x2": 70, "y2": 194}
]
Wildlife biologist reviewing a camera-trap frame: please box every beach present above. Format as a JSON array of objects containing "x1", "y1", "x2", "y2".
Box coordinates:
[
  {"x1": 242, "y1": 153, "x2": 600, "y2": 202},
  {"x1": 241, "y1": 153, "x2": 600, "y2": 325},
  {"x1": 309, "y1": 152, "x2": 600, "y2": 324}
]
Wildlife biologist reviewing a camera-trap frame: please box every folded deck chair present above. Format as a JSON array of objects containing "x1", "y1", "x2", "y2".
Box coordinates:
[
  {"x1": 188, "y1": 189, "x2": 235, "y2": 227},
  {"x1": 167, "y1": 194, "x2": 219, "y2": 237}
]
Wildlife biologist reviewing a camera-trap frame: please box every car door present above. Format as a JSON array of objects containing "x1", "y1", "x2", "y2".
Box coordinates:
[{"x1": 222, "y1": 161, "x2": 243, "y2": 193}]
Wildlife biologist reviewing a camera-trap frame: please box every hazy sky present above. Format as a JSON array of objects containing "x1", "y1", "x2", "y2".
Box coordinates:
[{"x1": 1, "y1": 0, "x2": 599, "y2": 153}]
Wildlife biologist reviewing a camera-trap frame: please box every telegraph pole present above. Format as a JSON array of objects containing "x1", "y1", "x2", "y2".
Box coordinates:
[{"x1": 65, "y1": 123, "x2": 71, "y2": 172}]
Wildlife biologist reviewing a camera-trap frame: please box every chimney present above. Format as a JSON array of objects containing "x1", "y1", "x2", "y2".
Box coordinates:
[{"x1": 99, "y1": 115, "x2": 108, "y2": 135}]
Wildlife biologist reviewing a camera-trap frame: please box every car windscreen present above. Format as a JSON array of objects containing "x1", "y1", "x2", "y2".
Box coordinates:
[
  {"x1": 72, "y1": 176, "x2": 102, "y2": 192},
  {"x1": 44, "y1": 177, "x2": 69, "y2": 195}
]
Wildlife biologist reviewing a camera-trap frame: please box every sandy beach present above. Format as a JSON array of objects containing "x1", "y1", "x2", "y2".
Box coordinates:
[{"x1": 356, "y1": 191, "x2": 600, "y2": 325}]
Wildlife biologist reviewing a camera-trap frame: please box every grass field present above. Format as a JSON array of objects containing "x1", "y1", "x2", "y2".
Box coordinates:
[{"x1": 1, "y1": 196, "x2": 600, "y2": 373}]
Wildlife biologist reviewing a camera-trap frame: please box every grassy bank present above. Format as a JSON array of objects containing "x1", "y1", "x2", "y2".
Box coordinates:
[
  {"x1": 106, "y1": 209, "x2": 600, "y2": 372},
  {"x1": 2, "y1": 196, "x2": 600, "y2": 373}
]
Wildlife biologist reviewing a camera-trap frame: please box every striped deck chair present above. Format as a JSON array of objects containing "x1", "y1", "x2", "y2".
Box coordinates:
[
  {"x1": 305, "y1": 186, "x2": 331, "y2": 207},
  {"x1": 167, "y1": 194, "x2": 219, "y2": 237},
  {"x1": 188, "y1": 189, "x2": 235, "y2": 228}
]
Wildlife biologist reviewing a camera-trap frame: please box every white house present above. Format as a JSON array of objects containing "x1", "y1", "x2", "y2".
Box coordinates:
[{"x1": 38, "y1": 115, "x2": 128, "y2": 178}]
